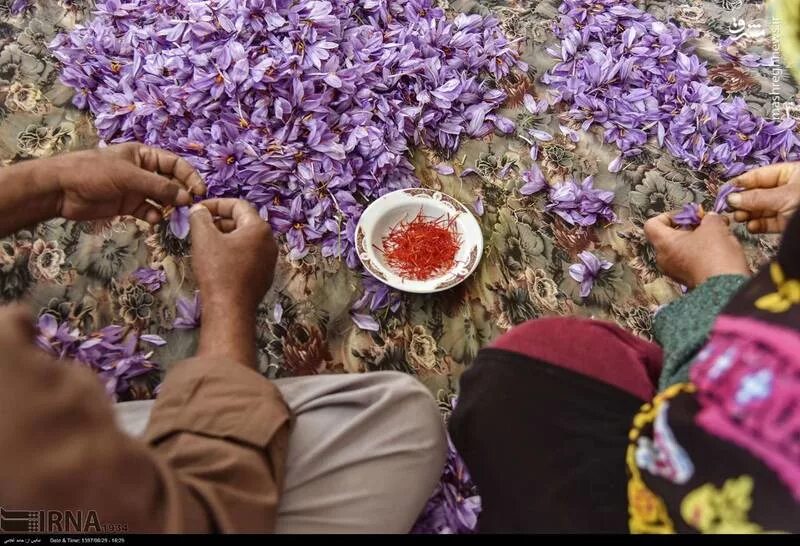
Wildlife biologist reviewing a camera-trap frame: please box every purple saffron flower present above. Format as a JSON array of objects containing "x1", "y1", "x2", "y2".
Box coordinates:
[
  {"x1": 35, "y1": 313, "x2": 160, "y2": 400},
  {"x1": 10, "y1": 0, "x2": 28, "y2": 15},
  {"x1": 131, "y1": 267, "x2": 166, "y2": 292},
  {"x1": 434, "y1": 163, "x2": 455, "y2": 175},
  {"x1": 713, "y1": 182, "x2": 742, "y2": 214},
  {"x1": 568, "y1": 251, "x2": 613, "y2": 299},
  {"x1": 169, "y1": 206, "x2": 190, "y2": 240},
  {"x1": 350, "y1": 313, "x2": 380, "y2": 332},
  {"x1": 473, "y1": 195, "x2": 484, "y2": 216},
  {"x1": 51, "y1": 0, "x2": 526, "y2": 317},
  {"x1": 519, "y1": 165, "x2": 547, "y2": 195},
  {"x1": 546, "y1": 0, "x2": 800, "y2": 181},
  {"x1": 173, "y1": 291, "x2": 201, "y2": 330},
  {"x1": 673, "y1": 203, "x2": 704, "y2": 228},
  {"x1": 546, "y1": 176, "x2": 616, "y2": 226}
]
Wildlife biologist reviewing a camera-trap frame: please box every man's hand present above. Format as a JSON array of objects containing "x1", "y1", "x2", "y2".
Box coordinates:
[
  {"x1": 50, "y1": 143, "x2": 206, "y2": 223},
  {"x1": 188, "y1": 199, "x2": 277, "y2": 367},
  {"x1": 727, "y1": 162, "x2": 800, "y2": 234},
  {"x1": 644, "y1": 212, "x2": 750, "y2": 288},
  {"x1": 189, "y1": 198, "x2": 277, "y2": 312}
]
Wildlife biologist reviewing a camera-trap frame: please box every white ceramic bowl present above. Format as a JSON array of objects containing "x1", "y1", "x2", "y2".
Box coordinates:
[{"x1": 355, "y1": 188, "x2": 484, "y2": 294}]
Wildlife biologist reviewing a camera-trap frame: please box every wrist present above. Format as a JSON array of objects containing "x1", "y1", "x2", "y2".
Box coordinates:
[
  {"x1": 0, "y1": 157, "x2": 63, "y2": 234},
  {"x1": 196, "y1": 297, "x2": 258, "y2": 368},
  {"x1": 692, "y1": 269, "x2": 750, "y2": 288}
]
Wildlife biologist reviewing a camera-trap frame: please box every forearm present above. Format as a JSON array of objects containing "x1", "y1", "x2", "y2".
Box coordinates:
[
  {"x1": 0, "y1": 158, "x2": 60, "y2": 237},
  {"x1": 197, "y1": 301, "x2": 258, "y2": 369}
]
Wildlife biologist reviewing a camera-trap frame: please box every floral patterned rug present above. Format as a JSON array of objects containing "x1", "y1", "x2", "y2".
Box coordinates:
[{"x1": 0, "y1": 0, "x2": 788, "y2": 413}]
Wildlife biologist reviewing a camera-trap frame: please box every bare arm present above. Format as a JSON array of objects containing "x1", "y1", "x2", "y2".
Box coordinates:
[{"x1": 0, "y1": 143, "x2": 206, "y2": 238}]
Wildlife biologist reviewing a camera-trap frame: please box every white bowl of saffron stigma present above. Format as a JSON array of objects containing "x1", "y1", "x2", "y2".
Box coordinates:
[{"x1": 355, "y1": 188, "x2": 484, "y2": 294}]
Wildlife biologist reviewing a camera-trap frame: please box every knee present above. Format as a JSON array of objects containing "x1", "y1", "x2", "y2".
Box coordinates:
[
  {"x1": 491, "y1": 316, "x2": 602, "y2": 350},
  {"x1": 368, "y1": 372, "x2": 447, "y2": 466}
]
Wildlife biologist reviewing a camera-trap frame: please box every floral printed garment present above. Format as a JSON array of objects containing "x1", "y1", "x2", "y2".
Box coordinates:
[
  {"x1": 0, "y1": 0, "x2": 788, "y2": 406},
  {"x1": 628, "y1": 208, "x2": 800, "y2": 534}
]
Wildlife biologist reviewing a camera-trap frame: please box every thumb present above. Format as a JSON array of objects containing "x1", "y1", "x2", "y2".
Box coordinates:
[
  {"x1": 696, "y1": 213, "x2": 733, "y2": 238},
  {"x1": 189, "y1": 204, "x2": 219, "y2": 243}
]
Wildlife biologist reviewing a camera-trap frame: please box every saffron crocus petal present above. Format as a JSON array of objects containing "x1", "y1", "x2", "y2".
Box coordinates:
[
  {"x1": 523, "y1": 94, "x2": 538, "y2": 114},
  {"x1": 350, "y1": 312, "x2": 380, "y2": 332},
  {"x1": 713, "y1": 182, "x2": 742, "y2": 214},
  {"x1": 568, "y1": 263, "x2": 586, "y2": 284},
  {"x1": 473, "y1": 195, "x2": 484, "y2": 216},
  {"x1": 673, "y1": 203, "x2": 704, "y2": 228},
  {"x1": 169, "y1": 206, "x2": 191, "y2": 239},
  {"x1": 434, "y1": 163, "x2": 455, "y2": 175},
  {"x1": 569, "y1": 251, "x2": 613, "y2": 299},
  {"x1": 520, "y1": 165, "x2": 547, "y2": 195},
  {"x1": 608, "y1": 155, "x2": 623, "y2": 173},
  {"x1": 530, "y1": 129, "x2": 553, "y2": 142},
  {"x1": 140, "y1": 334, "x2": 167, "y2": 346},
  {"x1": 559, "y1": 125, "x2": 580, "y2": 143},
  {"x1": 38, "y1": 313, "x2": 58, "y2": 338}
]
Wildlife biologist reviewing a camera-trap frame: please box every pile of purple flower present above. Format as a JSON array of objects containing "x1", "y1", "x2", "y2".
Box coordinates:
[
  {"x1": 546, "y1": 175, "x2": 616, "y2": 227},
  {"x1": 35, "y1": 313, "x2": 163, "y2": 400},
  {"x1": 545, "y1": 0, "x2": 800, "y2": 177},
  {"x1": 51, "y1": 0, "x2": 524, "y2": 265}
]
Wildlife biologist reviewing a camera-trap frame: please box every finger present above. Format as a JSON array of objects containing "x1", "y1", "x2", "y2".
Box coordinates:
[
  {"x1": 122, "y1": 165, "x2": 192, "y2": 207},
  {"x1": 214, "y1": 218, "x2": 237, "y2": 233},
  {"x1": 137, "y1": 146, "x2": 206, "y2": 196},
  {"x1": 130, "y1": 202, "x2": 163, "y2": 224},
  {"x1": 198, "y1": 198, "x2": 261, "y2": 228},
  {"x1": 732, "y1": 208, "x2": 778, "y2": 222},
  {"x1": 189, "y1": 203, "x2": 220, "y2": 242},
  {"x1": 729, "y1": 163, "x2": 798, "y2": 189},
  {"x1": 697, "y1": 211, "x2": 729, "y2": 231},
  {"x1": 643, "y1": 212, "x2": 676, "y2": 243},
  {"x1": 746, "y1": 217, "x2": 784, "y2": 234},
  {"x1": 726, "y1": 186, "x2": 791, "y2": 214},
  {"x1": 0, "y1": 304, "x2": 35, "y2": 343}
]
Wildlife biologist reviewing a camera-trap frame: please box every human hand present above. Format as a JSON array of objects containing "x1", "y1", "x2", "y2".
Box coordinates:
[
  {"x1": 644, "y1": 212, "x2": 750, "y2": 288},
  {"x1": 48, "y1": 143, "x2": 206, "y2": 223},
  {"x1": 727, "y1": 162, "x2": 800, "y2": 234},
  {"x1": 188, "y1": 199, "x2": 277, "y2": 313},
  {"x1": 0, "y1": 305, "x2": 46, "y2": 374}
]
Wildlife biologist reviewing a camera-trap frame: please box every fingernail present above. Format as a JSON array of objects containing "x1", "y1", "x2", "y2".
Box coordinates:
[
  {"x1": 190, "y1": 204, "x2": 206, "y2": 214},
  {"x1": 177, "y1": 189, "x2": 191, "y2": 204},
  {"x1": 727, "y1": 193, "x2": 742, "y2": 207}
]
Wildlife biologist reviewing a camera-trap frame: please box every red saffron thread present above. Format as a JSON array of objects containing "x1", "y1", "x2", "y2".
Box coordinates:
[{"x1": 378, "y1": 209, "x2": 462, "y2": 281}]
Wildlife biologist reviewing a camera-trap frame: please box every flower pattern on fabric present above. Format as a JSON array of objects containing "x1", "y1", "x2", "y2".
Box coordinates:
[
  {"x1": 634, "y1": 401, "x2": 695, "y2": 485},
  {"x1": 627, "y1": 383, "x2": 693, "y2": 534},
  {"x1": 690, "y1": 316, "x2": 800, "y2": 501},
  {"x1": 680, "y1": 476, "x2": 770, "y2": 534},
  {"x1": 754, "y1": 262, "x2": 800, "y2": 313}
]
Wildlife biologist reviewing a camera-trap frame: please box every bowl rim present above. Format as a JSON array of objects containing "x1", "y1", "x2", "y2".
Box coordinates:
[{"x1": 354, "y1": 187, "x2": 484, "y2": 294}]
